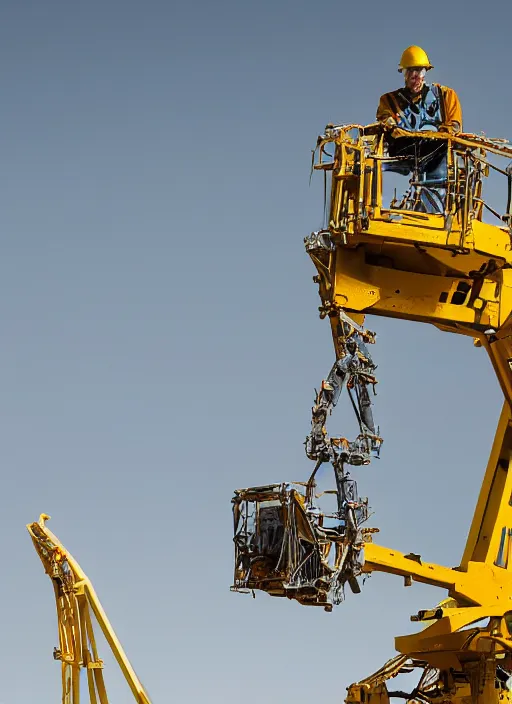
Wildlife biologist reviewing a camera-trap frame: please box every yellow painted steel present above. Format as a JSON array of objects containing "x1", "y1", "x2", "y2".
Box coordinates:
[
  {"x1": 27, "y1": 514, "x2": 152, "y2": 704},
  {"x1": 309, "y1": 123, "x2": 512, "y2": 703}
]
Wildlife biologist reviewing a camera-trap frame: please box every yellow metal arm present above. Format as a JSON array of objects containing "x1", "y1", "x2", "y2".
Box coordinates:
[
  {"x1": 27, "y1": 514, "x2": 152, "y2": 704},
  {"x1": 461, "y1": 401, "x2": 512, "y2": 568},
  {"x1": 362, "y1": 542, "x2": 512, "y2": 608}
]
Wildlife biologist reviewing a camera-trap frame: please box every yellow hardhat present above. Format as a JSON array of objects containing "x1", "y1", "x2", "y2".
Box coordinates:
[{"x1": 398, "y1": 46, "x2": 433, "y2": 72}]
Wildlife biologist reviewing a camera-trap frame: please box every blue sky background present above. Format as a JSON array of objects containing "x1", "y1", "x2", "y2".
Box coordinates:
[{"x1": 1, "y1": 1, "x2": 510, "y2": 702}]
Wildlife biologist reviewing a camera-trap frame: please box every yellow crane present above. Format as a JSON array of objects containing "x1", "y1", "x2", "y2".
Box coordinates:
[
  {"x1": 231, "y1": 123, "x2": 512, "y2": 704},
  {"x1": 27, "y1": 514, "x2": 151, "y2": 704}
]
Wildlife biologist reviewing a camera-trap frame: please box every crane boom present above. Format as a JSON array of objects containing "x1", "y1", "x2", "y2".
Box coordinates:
[{"x1": 27, "y1": 514, "x2": 152, "y2": 704}]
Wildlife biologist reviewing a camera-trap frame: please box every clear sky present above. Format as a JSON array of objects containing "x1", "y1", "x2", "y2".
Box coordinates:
[{"x1": 1, "y1": 1, "x2": 510, "y2": 702}]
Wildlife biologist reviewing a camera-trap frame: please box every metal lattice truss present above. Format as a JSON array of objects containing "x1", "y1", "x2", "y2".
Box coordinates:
[{"x1": 27, "y1": 514, "x2": 151, "y2": 704}]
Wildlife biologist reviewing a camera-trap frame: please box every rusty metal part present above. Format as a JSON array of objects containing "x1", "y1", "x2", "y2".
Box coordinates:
[
  {"x1": 305, "y1": 309, "x2": 382, "y2": 467},
  {"x1": 231, "y1": 474, "x2": 375, "y2": 610}
]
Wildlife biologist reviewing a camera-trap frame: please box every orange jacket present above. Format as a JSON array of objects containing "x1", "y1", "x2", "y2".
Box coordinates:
[{"x1": 377, "y1": 84, "x2": 462, "y2": 134}]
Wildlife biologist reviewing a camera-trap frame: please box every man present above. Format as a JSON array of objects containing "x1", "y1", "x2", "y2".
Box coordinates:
[
  {"x1": 377, "y1": 46, "x2": 462, "y2": 134},
  {"x1": 377, "y1": 46, "x2": 462, "y2": 212}
]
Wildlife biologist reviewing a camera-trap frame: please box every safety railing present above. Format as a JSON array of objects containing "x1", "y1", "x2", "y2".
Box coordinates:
[{"x1": 313, "y1": 123, "x2": 512, "y2": 241}]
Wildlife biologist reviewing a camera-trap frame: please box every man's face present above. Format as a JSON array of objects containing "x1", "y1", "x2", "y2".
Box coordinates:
[{"x1": 405, "y1": 67, "x2": 426, "y2": 94}]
